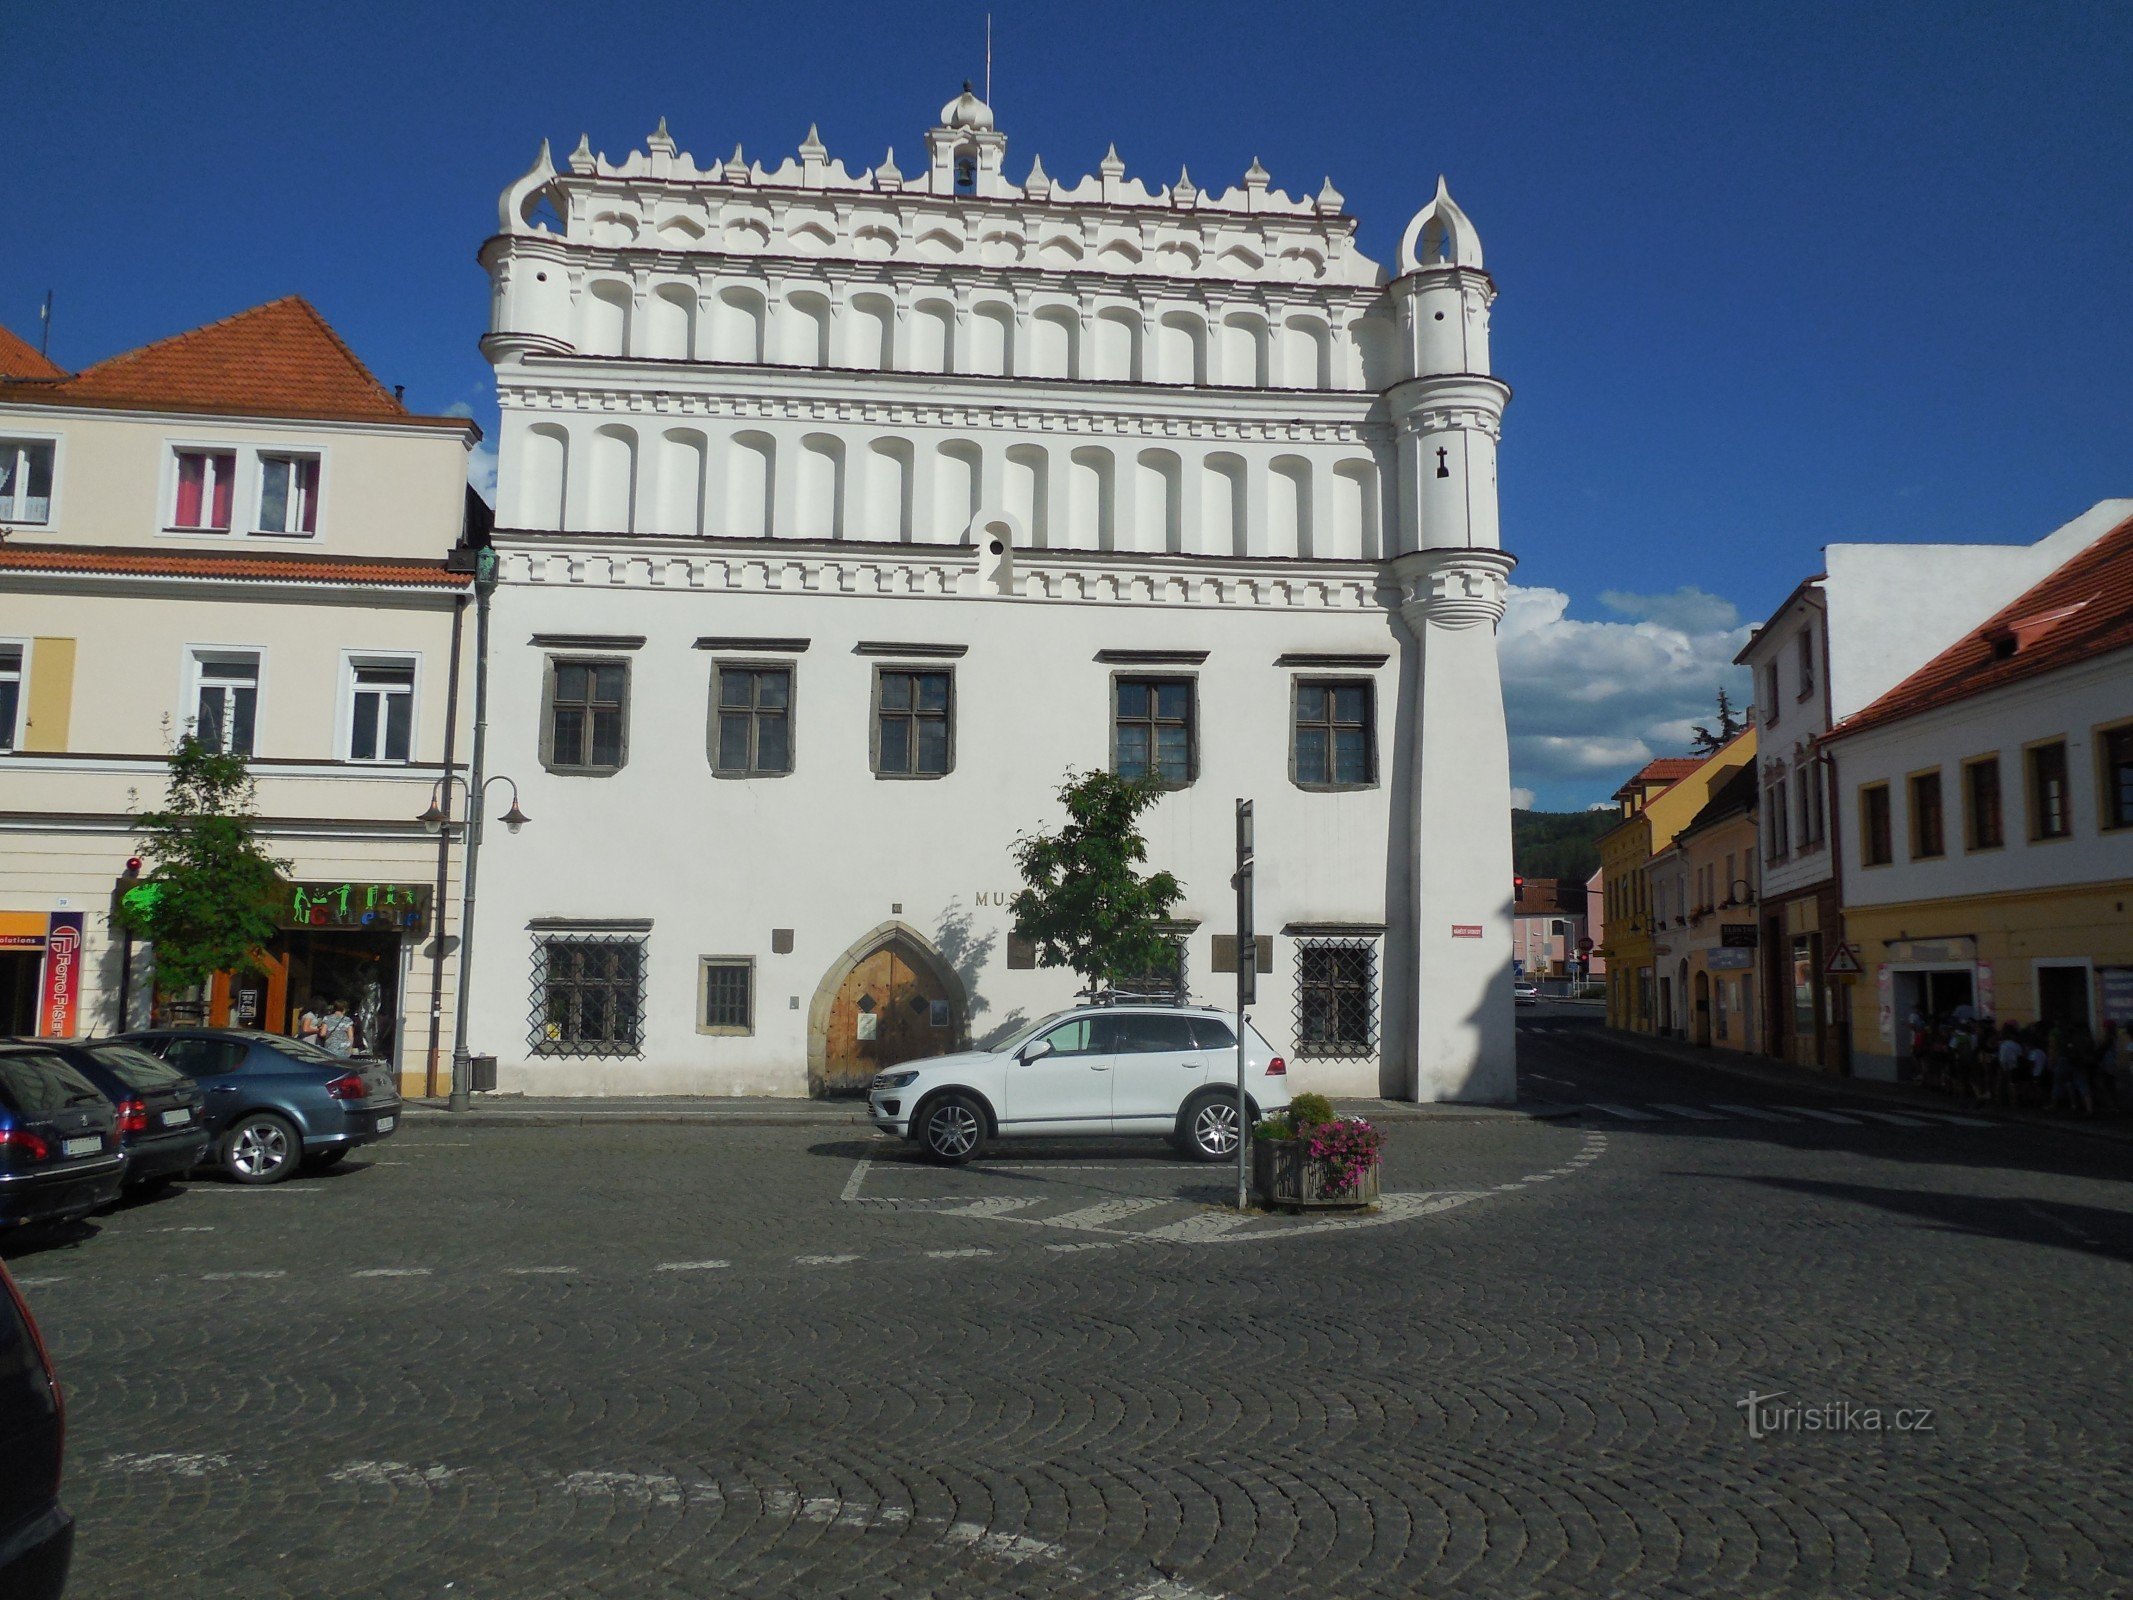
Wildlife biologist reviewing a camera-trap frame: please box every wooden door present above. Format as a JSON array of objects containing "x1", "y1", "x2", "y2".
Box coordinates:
[{"x1": 820, "y1": 944, "x2": 953, "y2": 1097}]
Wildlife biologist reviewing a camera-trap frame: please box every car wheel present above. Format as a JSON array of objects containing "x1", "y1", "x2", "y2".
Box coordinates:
[
  {"x1": 1182, "y1": 1092, "x2": 1245, "y2": 1163},
  {"x1": 916, "y1": 1093, "x2": 987, "y2": 1165},
  {"x1": 222, "y1": 1113, "x2": 301, "y2": 1185},
  {"x1": 302, "y1": 1148, "x2": 350, "y2": 1171}
]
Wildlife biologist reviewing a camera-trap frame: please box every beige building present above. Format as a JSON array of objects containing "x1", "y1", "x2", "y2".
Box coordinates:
[{"x1": 0, "y1": 299, "x2": 481, "y2": 1094}]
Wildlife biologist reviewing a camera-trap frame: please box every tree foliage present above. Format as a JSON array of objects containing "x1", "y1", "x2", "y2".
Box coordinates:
[
  {"x1": 1512, "y1": 809, "x2": 1615, "y2": 882},
  {"x1": 1690, "y1": 686, "x2": 1747, "y2": 755},
  {"x1": 1010, "y1": 769, "x2": 1184, "y2": 994},
  {"x1": 119, "y1": 736, "x2": 290, "y2": 992}
]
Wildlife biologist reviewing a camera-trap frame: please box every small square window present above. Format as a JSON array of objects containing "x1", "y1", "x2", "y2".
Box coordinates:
[
  {"x1": 173, "y1": 449, "x2": 237, "y2": 531},
  {"x1": 0, "y1": 440, "x2": 54, "y2": 525},
  {"x1": 698, "y1": 958, "x2": 754, "y2": 1035},
  {"x1": 874, "y1": 668, "x2": 953, "y2": 778},
  {"x1": 257, "y1": 454, "x2": 320, "y2": 536},
  {"x1": 711, "y1": 664, "x2": 794, "y2": 777},
  {"x1": 1293, "y1": 679, "x2": 1375, "y2": 788},
  {"x1": 1113, "y1": 675, "x2": 1195, "y2": 785},
  {"x1": 545, "y1": 657, "x2": 629, "y2": 774}
]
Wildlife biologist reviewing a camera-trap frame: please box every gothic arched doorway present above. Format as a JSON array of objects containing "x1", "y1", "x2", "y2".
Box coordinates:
[{"x1": 808, "y1": 922, "x2": 968, "y2": 1097}]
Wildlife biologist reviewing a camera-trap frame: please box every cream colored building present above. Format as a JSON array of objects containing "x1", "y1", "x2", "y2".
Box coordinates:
[{"x1": 0, "y1": 299, "x2": 481, "y2": 1094}]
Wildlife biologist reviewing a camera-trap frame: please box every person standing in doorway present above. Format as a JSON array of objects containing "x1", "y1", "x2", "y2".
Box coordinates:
[{"x1": 320, "y1": 1000, "x2": 357, "y2": 1058}]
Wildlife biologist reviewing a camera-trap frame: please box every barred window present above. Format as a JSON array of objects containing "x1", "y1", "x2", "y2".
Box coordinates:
[
  {"x1": 1294, "y1": 940, "x2": 1378, "y2": 1061},
  {"x1": 1293, "y1": 680, "x2": 1374, "y2": 788},
  {"x1": 712, "y1": 664, "x2": 793, "y2": 776},
  {"x1": 1113, "y1": 676, "x2": 1194, "y2": 785},
  {"x1": 698, "y1": 957, "x2": 753, "y2": 1035},
  {"x1": 545, "y1": 658, "x2": 628, "y2": 773},
  {"x1": 531, "y1": 934, "x2": 644, "y2": 1057},
  {"x1": 874, "y1": 669, "x2": 952, "y2": 777}
]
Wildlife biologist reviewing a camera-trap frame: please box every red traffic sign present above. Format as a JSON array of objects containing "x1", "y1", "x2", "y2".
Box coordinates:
[
  {"x1": 1577, "y1": 937, "x2": 1595, "y2": 954},
  {"x1": 1825, "y1": 941, "x2": 1864, "y2": 978}
]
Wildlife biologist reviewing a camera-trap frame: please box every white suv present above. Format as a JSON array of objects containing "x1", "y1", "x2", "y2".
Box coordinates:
[{"x1": 868, "y1": 1004, "x2": 1290, "y2": 1165}]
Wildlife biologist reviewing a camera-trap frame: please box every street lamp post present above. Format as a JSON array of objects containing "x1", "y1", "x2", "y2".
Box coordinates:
[{"x1": 419, "y1": 773, "x2": 527, "y2": 1111}]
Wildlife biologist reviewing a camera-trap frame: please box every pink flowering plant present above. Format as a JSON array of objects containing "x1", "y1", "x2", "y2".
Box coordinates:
[{"x1": 1305, "y1": 1115, "x2": 1384, "y2": 1197}]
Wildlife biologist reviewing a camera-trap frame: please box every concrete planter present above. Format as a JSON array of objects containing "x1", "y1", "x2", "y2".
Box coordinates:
[{"x1": 1252, "y1": 1137, "x2": 1382, "y2": 1212}]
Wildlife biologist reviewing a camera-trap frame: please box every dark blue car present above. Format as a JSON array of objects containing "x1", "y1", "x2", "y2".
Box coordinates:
[
  {"x1": 35, "y1": 1040, "x2": 210, "y2": 1190},
  {"x1": 0, "y1": 1044, "x2": 124, "y2": 1230},
  {"x1": 118, "y1": 1030, "x2": 401, "y2": 1185}
]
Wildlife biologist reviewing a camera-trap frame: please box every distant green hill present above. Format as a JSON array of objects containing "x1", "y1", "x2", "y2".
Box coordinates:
[{"x1": 1512, "y1": 809, "x2": 1615, "y2": 884}]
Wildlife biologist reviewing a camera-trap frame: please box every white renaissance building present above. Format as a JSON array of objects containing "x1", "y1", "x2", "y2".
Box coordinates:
[{"x1": 465, "y1": 89, "x2": 1518, "y2": 1101}]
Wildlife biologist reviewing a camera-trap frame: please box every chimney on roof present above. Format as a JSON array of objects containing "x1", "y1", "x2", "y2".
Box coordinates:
[{"x1": 393, "y1": 384, "x2": 405, "y2": 402}]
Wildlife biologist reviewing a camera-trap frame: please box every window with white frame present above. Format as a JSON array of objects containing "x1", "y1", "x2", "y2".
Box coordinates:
[
  {"x1": 172, "y1": 449, "x2": 238, "y2": 531},
  {"x1": 256, "y1": 454, "x2": 320, "y2": 536},
  {"x1": 0, "y1": 439, "x2": 54, "y2": 525},
  {"x1": 191, "y1": 651, "x2": 259, "y2": 755},
  {"x1": 347, "y1": 658, "x2": 415, "y2": 763},
  {"x1": 0, "y1": 645, "x2": 21, "y2": 751}
]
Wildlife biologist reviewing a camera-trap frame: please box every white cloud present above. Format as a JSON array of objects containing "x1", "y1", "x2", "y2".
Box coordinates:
[
  {"x1": 1509, "y1": 786, "x2": 1536, "y2": 810},
  {"x1": 445, "y1": 402, "x2": 498, "y2": 502},
  {"x1": 1499, "y1": 583, "x2": 1751, "y2": 807}
]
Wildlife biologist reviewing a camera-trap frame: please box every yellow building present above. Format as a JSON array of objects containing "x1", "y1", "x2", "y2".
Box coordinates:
[{"x1": 1596, "y1": 734, "x2": 1757, "y2": 1034}]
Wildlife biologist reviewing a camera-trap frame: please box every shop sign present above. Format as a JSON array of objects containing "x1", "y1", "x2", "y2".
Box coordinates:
[
  {"x1": 282, "y1": 881, "x2": 431, "y2": 937},
  {"x1": 38, "y1": 912, "x2": 85, "y2": 1037},
  {"x1": 2101, "y1": 968, "x2": 2133, "y2": 1026},
  {"x1": 1885, "y1": 937, "x2": 1976, "y2": 964},
  {"x1": 1707, "y1": 947, "x2": 1753, "y2": 971},
  {"x1": 1720, "y1": 924, "x2": 1758, "y2": 948},
  {"x1": 0, "y1": 911, "x2": 49, "y2": 951}
]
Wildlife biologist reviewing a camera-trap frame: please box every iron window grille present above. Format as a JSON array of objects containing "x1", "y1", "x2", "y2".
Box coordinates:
[
  {"x1": 1294, "y1": 939, "x2": 1379, "y2": 1061},
  {"x1": 712, "y1": 664, "x2": 793, "y2": 776},
  {"x1": 545, "y1": 658, "x2": 629, "y2": 773},
  {"x1": 1113, "y1": 676, "x2": 1195, "y2": 786},
  {"x1": 1292, "y1": 679, "x2": 1375, "y2": 788},
  {"x1": 874, "y1": 668, "x2": 953, "y2": 777},
  {"x1": 699, "y1": 958, "x2": 753, "y2": 1034},
  {"x1": 530, "y1": 933, "x2": 646, "y2": 1057}
]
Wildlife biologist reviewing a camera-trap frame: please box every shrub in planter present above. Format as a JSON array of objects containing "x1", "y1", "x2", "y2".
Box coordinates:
[{"x1": 1252, "y1": 1095, "x2": 1383, "y2": 1211}]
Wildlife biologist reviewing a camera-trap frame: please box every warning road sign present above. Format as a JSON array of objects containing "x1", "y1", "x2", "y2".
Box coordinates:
[{"x1": 1825, "y1": 941, "x2": 1864, "y2": 978}]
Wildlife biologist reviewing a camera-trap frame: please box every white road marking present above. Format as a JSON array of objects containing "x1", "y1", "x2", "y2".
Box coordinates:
[
  {"x1": 328, "y1": 1459, "x2": 458, "y2": 1488},
  {"x1": 1143, "y1": 1210, "x2": 1253, "y2": 1242},
  {"x1": 139, "y1": 1225, "x2": 218, "y2": 1233},
  {"x1": 352, "y1": 1267, "x2": 432, "y2": 1278},
  {"x1": 558, "y1": 1469, "x2": 686, "y2": 1506},
  {"x1": 839, "y1": 1158, "x2": 873, "y2": 1204},
  {"x1": 202, "y1": 1270, "x2": 285, "y2": 1281},
  {"x1": 1649, "y1": 1103, "x2": 1728, "y2": 1120},
  {"x1": 12, "y1": 1276, "x2": 66, "y2": 1287},
  {"x1": 1045, "y1": 1240, "x2": 1121, "y2": 1252},
  {"x1": 795, "y1": 1253, "x2": 862, "y2": 1266},
  {"x1": 1587, "y1": 1103, "x2": 1662, "y2": 1120},
  {"x1": 943, "y1": 1522, "x2": 1066, "y2": 1563},
  {"x1": 1125, "y1": 1580, "x2": 1236, "y2": 1600},
  {"x1": 925, "y1": 1247, "x2": 996, "y2": 1259},
  {"x1": 938, "y1": 1197, "x2": 1043, "y2": 1217},
  {"x1": 104, "y1": 1451, "x2": 231, "y2": 1476},
  {"x1": 501, "y1": 1266, "x2": 580, "y2": 1276},
  {"x1": 1711, "y1": 1104, "x2": 1799, "y2": 1122},
  {"x1": 1848, "y1": 1109, "x2": 1931, "y2": 1127},
  {"x1": 1044, "y1": 1198, "x2": 1174, "y2": 1230},
  {"x1": 1917, "y1": 1112, "x2": 1997, "y2": 1127},
  {"x1": 656, "y1": 1259, "x2": 731, "y2": 1272},
  {"x1": 1780, "y1": 1106, "x2": 1863, "y2": 1124}
]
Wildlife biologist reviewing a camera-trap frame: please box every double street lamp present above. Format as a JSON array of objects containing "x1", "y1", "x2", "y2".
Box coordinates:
[{"x1": 419, "y1": 774, "x2": 528, "y2": 1112}]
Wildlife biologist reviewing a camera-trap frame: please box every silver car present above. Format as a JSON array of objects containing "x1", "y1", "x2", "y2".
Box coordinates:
[{"x1": 868, "y1": 1004, "x2": 1292, "y2": 1165}]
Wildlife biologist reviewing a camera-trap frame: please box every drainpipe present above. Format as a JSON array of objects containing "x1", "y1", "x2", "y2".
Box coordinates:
[
  {"x1": 448, "y1": 547, "x2": 497, "y2": 1113},
  {"x1": 424, "y1": 591, "x2": 467, "y2": 1098}
]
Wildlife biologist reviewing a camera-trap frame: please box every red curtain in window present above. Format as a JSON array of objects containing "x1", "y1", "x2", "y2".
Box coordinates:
[
  {"x1": 210, "y1": 454, "x2": 234, "y2": 528},
  {"x1": 299, "y1": 458, "x2": 319, "y2": 533},
  {"x1": 175, "y1": 454, "x2": 204, "y2": 526}
]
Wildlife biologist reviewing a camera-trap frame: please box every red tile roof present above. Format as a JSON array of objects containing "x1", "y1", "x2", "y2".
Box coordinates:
[
  {"x1": 1827, "y1": 510, "x2": 2133, "y2": 742},
  {"x1": 0, "y1": 297, "x2": 470, "y2": 429},
  {"x1": 0, "y1": 324, "x2": 62, "y2": 379},
  {"x1": 0, "y1": 541, "x2": 468, "y2": 589}
]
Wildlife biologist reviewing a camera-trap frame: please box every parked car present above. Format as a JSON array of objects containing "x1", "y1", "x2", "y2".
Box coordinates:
[
  {"x1": 0, "y1": 1044, "x2": 124, "y2": 1230},
  {"x1": 1513, "y1": 978, "x2": 1540, "y2": 1006},
  {"x1": 0, "y1": 1260, "x2": 72, "y2": 1598},
  {"x1": 36, "y1": 1040, "x2": 209, "y2": 1190},
  {"x1": 117, "y1": 1030, "x2": 401, "y2": 1185},
  {"x1": 869, "y1": 1003, "x2": 1290, "y2": 1164}
]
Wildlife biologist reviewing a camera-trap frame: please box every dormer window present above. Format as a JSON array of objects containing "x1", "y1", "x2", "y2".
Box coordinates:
[
  {"x1": 173, "y1": 449, "x2": 237, "y2": 531},
  {"x1": 257, "y1": 453, "x2": 320, "y2": 536}
]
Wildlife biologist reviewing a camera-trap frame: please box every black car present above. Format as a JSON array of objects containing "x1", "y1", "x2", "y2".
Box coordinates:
[
  {"x1": 118, "y1": 1030, "x2": 400, "y2": 1185},
  {"x1": 38, "y1": 1040, "x2": 210, "y2": 1189},
  {"x1": 0, "y1": 1044, "x2": 124, "y2": 1229},
  {"x1": 0, "y1": 1260, "x2": 71, "y2": 1597}
]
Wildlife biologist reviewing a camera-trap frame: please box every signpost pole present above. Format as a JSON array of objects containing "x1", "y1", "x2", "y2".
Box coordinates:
[{"x1": 1234, "y1": 799, "x2": 1254, "y2": 1214}]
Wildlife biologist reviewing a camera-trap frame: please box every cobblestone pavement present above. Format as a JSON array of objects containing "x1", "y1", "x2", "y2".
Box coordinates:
[{"x1": 10, "y1": 1006, "x2": 2132, "y2": 1599}]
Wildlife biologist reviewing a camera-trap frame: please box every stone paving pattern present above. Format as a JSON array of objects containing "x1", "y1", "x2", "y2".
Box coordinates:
[{"x1": 8, "y1": 1012, "x2": 2131, "y2": 1599}]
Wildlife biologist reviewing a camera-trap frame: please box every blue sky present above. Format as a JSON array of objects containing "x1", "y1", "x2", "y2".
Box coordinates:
[{"x1": 10, "y1": 1, "x2": 2130, "y2": 807}]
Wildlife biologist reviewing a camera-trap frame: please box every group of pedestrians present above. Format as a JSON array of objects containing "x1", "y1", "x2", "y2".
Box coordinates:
[
  {"x1": 1911, "y1": 1009, "x2": 2123, "y2": 1114},
  {"x1": 294, "y1": 998, "x2": 362, "y2": 1058}
]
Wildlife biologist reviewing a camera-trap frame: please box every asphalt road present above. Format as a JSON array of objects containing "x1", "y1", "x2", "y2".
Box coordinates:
[{"x1": 9, "y1": 1006, "x2": 2130, "y2": 1599}]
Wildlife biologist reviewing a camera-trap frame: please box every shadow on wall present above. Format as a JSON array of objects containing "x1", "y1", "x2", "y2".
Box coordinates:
[{"x1": 936, "y1": 898, "x2": 1029, "y2": 1049}]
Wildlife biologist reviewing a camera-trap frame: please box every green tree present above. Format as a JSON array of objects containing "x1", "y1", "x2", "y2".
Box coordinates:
[
  {"x1": 119, "y1": 735, "x2": 290, "y2": 993},
  {"x1": 1690, "y1": 686, "x2": 1747, "y2": 755},
  {"x1": 1010, "y1": 769, "x2": 1184, "y2": 995}
]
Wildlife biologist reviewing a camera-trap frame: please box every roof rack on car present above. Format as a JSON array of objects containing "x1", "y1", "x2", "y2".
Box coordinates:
[{"x1": 1089, "y1": 985, "x2": 1191, "y2": 1008}]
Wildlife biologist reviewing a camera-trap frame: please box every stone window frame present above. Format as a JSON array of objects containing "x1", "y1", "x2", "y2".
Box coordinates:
[
  {"x1": 707, "y1": 658, "x2": 798, "y2": 779},
  {"x1": 528, "y1": 925, "x2": 648, "y2": 1059},
  {"x1": 1291, "y1": 936, "x2": 1381, "y2": 1062},
  {"x1": 1907, "y1": 767, "x2": 1945, "y2": 861},
  {"x1": 1288, "y1": 675, "x2": 1378, "y2": 792},
  {"x1": 697, "y1": 955, "x2": 755, "y2": 1036},
  {"x1": 2024, "y1": 737, "x2": 2073, "y2": 842},
  {"x1": 539, "y1": 653, "x2": 632, "y2": 777},
  {"x1": 1859, "y1": 781, "x2": 1893, "y2": 868},
  {"x1": 2093, "y1": 718, "x2": 2133, "y2": 833},
  {"x1": 1962, "y1": 753, "x2": 2005, "y2": 852},
  {"x1": 1109, "y1": 671, "x2": 1199, "y2": 790},
  {"x1": 869, "y1": 663, "x2": 957, "y2": 781}
]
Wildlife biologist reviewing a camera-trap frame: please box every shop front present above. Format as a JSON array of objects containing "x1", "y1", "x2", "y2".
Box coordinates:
[{"x1": 0, "y1": 910, "x2": 87, "y2": 1037}]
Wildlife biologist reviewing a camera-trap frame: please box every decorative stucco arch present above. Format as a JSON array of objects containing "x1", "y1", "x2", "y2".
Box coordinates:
[{"x1": 806, "y1": 920, "x2": 971, "y2": 1095}]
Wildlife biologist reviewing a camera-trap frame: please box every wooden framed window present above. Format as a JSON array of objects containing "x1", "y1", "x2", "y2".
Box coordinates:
[
  {"x1": 1291, "y1": 679, "x2": 1375, "y2": 789},
  {"x1": 191, "y1": 650, "x2": 259, "y2": 756},
  {"x1": 697, "y1": 957, "x2": 754, "y2": 1035},
  {"x1": 2100, "y1": 724, "x2": 2133, "y2": 832},
  {"x1": 710, "y1": 663, "x2": 793, "y2": 777},
  {"x1": 873, "y1": 668, "x2": 953, "y2": 778},
  {"x1": 543, "y1": 657, "x2": 628, "y2": 774},
  {"x1": 1112, "y1": 675, "x2": 1195, "y2": 786},
  {"x1": 1908, "y1": 770, "x2": 1944, "y2": 859},
  {"x1": 1860, "y1": 783, "x2": 1892, "y2": 866},
  {"x1": 2027, "y1": 740, "x2": 2071, "y2": 840},
  {"x1": 1964, "y1": 756, "x2": 2004, "y2": 850},
  {"x1": 1293, "y1": 940, "x2": 1378, "y2": 1060}
]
